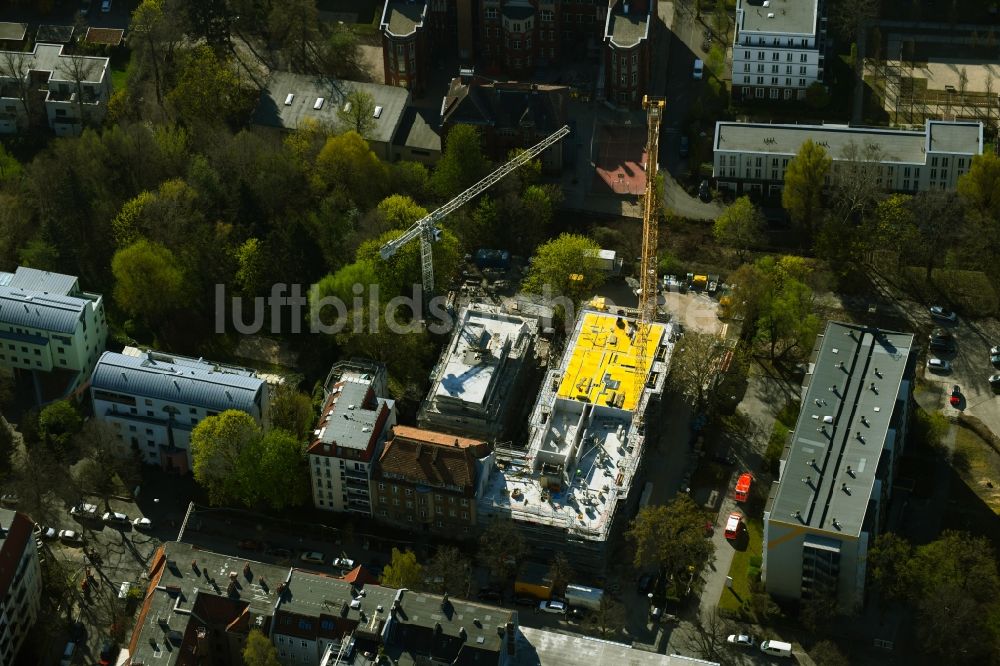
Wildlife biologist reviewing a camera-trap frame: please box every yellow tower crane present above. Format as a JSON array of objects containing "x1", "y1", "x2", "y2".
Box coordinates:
[{"x1": 633, "y1": 95, "x2": 665, "y2": 414}]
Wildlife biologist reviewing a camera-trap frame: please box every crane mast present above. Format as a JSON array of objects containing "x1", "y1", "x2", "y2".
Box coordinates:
[
  {"x1": 380, "y1": 125, "x2": 571, "y2": 299},
  {"x1": 634, "y1": 96, "x2": 665, "y2": 411}
]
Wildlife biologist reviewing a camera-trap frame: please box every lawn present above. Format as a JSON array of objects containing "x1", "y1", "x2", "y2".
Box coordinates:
[
  {"x1": 718, "y1": 515, "x2": 763, "y2": 613},
  {"x1": 952, "y1": 425, "x2": 1000, "y2": 514}
]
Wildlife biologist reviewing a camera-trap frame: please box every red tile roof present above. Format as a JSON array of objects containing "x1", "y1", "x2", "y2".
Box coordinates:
[
  {"x1": 0, "y1": 511, "x2": 32, "y2": 598},
  {"x1": 376, "y1": 427, "x2": 490, "y2": 492},
  {"x1": 338, "y1": 564, "x2": 380, "y2": 586},
  {"x1": 128, "y1": 545, "x2": 167, "y2": 657},
  {"x1": 84, "y1": 27, "x2": 124, "y2": 45}
]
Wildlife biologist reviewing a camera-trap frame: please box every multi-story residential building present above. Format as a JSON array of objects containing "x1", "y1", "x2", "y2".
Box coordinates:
[
  {"x1": 712, "y1": 119, "x2": 984, "y2": 197},
  {"x1": 380, "y1": 1, "x2": 432, "y2": 95},
  {"x1": 441, "y1": 75, "x2": 568, "y2": 171},
  {"x1": 89, "y1": 347, "x2": 268, "y2": 474},
  {"x1": 479, "y1": 308, "x2": 674, "y2": 566},
  {"x1": 418, "y1": 305, "x2": 538, "y2": 441},
  {"x1": 731, "y1": 0, "x2": 825, "y2": 102},
  {"x1": 604, "y1": 0, "x2": 657, "y2": 106},
  {"x1": 763, "y1": 322, "x2": 915, "y2": 610},
  {"x1": 0, "y1": 43, "x2": 111, "y2": 135},
  {"x1": 372, "y1": 426, "x2": 493, "y2": 536},
  {"x1": 0, "y1": 266, "x2": 107, "y2": 403},
  {"x1": 308, "y1": 360, "x2": 396, "y2": 515},
  {"x1": 0, "y1": 509, "x2": 42, "y2": 666},
  {"x1": 125, "y1": 540, "x2": 522, "y2": 666}
]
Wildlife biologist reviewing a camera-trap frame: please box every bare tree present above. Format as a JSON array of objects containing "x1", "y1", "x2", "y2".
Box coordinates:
[
  {"x1": 582, "y1": 595, "x2": 627, "y2": 639},
  {"x1": 682, "y1": 608, "x2": 732, "y2": 662},
  {"x1": 832, "y1": 141, "x2": 885, "y2": 224},
  {"x1": 57, "y1": 55, "x2": 100, "y2": 130},
  {"x1": 668, "y1": 331, "x2": 728, "y2": 408},
  {"x1": 829, "y1": 0, "x2": 880, "y2": 41},
  {"x1": 0, "y1": 50, "x2": 34, "y2": 125}
]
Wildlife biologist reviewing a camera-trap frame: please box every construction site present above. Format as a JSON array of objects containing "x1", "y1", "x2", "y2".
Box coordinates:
[{"x1": 478, "y1": 309, "x2": 674, "y2": 564}]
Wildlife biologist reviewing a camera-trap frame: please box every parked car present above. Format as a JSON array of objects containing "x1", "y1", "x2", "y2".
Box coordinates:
[
  {"x1": 929, "y1": 329, "x2": 955, "y2": 352},
  {"x1": 692, "y1": 59, "x2": 704, "y2": 80},
  {"x1": 478, "y1": 589, "x2": 503, "y2": 603},
  {"x1": 0, "y1": 493, "x2": 18, "y2": 506},
  {"x1": 990, "y1": 374, "x2": 1000, "y2": 391},
  {"x1": 724, "y1": 512, "x2": 743, "y2": 540},
  {"x1": 34, "y1": 524, "x2": 57, "y2": 540},
  {"x1": 698, "y1": 179, "x2": 711, "y2": 202},
  {"x1": 132, "y1": 517, "x2": 153, "y2": 530},
  {"x1": 238, "y1": 539, "x2": 261, "y2": 550},
  {"x1": 71, "y1": 502, "x2": 98, "y2": 517},
  {"x1": 759, "y1": 639, "x2": 793, "y2": 657},
  {"x1": 333, "y1": 557, "x2": 355, "y2": 569},
  {"x1": 926, "y1": 357, "x2": 951, "y2": 373},
  {"x1": 727, "y1": 634, "x2": 755, "y2": 648},
  {"x1": 637, "y1": 573, "x2": 655, "y2": 594},
  {"x1": 267, "y1": 547, "x2": 292, "y2": 560},
  {"x1": 101, "y1": 0, "x2": 111, "y2": 12},
  {"x1": 99, "y1": 641, "x2": 117, "y2": 666},
  {"x1": 299, "y1": 551, "x2": 326, "y2": 565},
  {"x1": 514, "y1": 597, "x2": 537, "y2": 607},
  {"x1": 679, "y1": 136, "x2": 689, "y2": 158},
  {"x1": 990, "y1": 346, "x2": 1000, "y2": 368},
  {"x1": 567, "y1": 607, "x2": 586, "y2": 621},
  {"x1": 929, "y1": 305, "x2": 957, "y2": 322},
  {"x1": 103, "y1": 511, "x2": 129, "y2": 526},
  {"x1": 58, "y1": 529, "x2": 83, "y2": 546},
  {"x1": 537, "y1": 599, "x2": 567, "y2": 614}
]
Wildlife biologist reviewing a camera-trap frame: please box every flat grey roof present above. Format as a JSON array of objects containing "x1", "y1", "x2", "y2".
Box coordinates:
[
  {"x1": 389, "y1": 589, "x2": 515, "y2": 657},
  {"x1": 606, "y1": 3, "x2": 651, "y2": 48},
  {"x1": 36, "y1": 25, "x2": 74, "y2": 44},
  {"x1": 277, "y1": 569, "x2": 398, "y2": 626},
  {"x1": 713, "y1": 120, "x2": 983, "y2": 164},
  {"x1": 381, "y1": 1, "x2": 426, "y2": 37},
  {"x1": 4, "y1": 266, "x2": 79, "y2": 295},
  {"x1": 928, "y1": 120, "x2": 983, "y2": 154},
  {"x1": 313, "y1": 380, "x2": 387, "y2": 452},
  {"x1": 0, "y1": 23, "x2": 27, "y2": 41},
  {"x1": 516, "y1": 627, "x2": 718, "y2": 665},
  {"x1": 0, "y1": 43, "x2": 109, "y2": 83},
  {"x1": 737, "y1": 0, "x2": 817, "y2": 35},
  {"x1": 254, "y1": 71, "x2": 409, "y2": 145},
  {"x1": 770, "y1": 322, "x2": 914, "y2": 536}
]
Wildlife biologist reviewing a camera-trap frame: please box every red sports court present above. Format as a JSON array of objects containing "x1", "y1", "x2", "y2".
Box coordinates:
[{"x1": 592, "y1": 123, "x2": 649, "y2": 196}]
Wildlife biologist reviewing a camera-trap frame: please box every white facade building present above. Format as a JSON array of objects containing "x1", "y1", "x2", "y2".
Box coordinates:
[
  {"x1": 0, "y1": 43, "x2": 111, "y2": 136},
  {"x1": 89, "y1": 347, "x2": 268, "y2": 474},
  {"x1": 712, "y1": 119, "x2": 984, "y2": 196},
  {"x1": 308, "y1": 361, "x2": 396, "y2": 515},
  {"x1": 0, "y1": 267, "x2": 107, "y2": 402},
  {"x1": 0, "y1": 510, "x2": 42, "y2": 666},
  {"x1": 732, "y1": 0, "x2": 825, "y2": 102}
]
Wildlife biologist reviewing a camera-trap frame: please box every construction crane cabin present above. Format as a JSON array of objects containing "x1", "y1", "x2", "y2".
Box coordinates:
[{"x1": 379, "y1": 125, "x2": 571, "y2": 306}]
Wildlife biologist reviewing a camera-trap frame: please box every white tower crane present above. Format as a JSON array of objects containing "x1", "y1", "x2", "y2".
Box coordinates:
[{"x1": 379, "y1": 125, "x2": 571, "y2": 299}]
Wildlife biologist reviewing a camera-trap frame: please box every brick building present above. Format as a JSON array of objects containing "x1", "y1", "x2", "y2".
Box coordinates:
[
  {"x1": 372, "y1": 426, "x2": 493, "y2": 536},
  {"x1": 604, "y1": 0, "x2": 657, "y2": 106}
]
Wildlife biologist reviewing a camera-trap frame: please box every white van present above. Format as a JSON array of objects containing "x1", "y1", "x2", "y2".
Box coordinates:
[
  {"x1": 759, "y1": 639, "x2": 793, "y2": 657},
  {"x1": 692, "y1": 59, "x2": 704, "y2": 80}
]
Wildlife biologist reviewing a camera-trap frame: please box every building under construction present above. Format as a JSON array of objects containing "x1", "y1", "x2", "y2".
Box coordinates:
[{"x1": 478, "y1": 307, "x2": 674, "y2": 565}]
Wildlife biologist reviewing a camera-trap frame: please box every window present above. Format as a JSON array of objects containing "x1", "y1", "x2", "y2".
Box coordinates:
[
  {"x1": 757, "y1": 51, "x2": 764, "y2": 60},
  {"x1": 378, "y1": 482, "x2": 385, "y2": 490},
  {"x1": 461, "y1": 511, "x2": 469, "y2": 519},
  {"x1": 800, "y1": 54, "x2": 808, "y2": 62},
  {"x1": 449, "y1": 509, "x2": 457, "y2": 517},
  {"x1": 958, "y1": 158, "x2": 965, "y2": 169},
  {"x1": 757, "y1": 64, "x2": 764, "y2": 73},
  {"x1": 771, "y1": 65, "x2": 778, "y2": 73},
  {"x1": 460, "y1": 498, "x2": 469, "y2": 507},
  {"x1": 771, "y1": 77, "x2": 778, "y2": 85},
  {"x1": 525, "y1": 37, "x2": 531, "y2": 49},
  {"x1": 772, "y1": 52, "x2": 779, "y2": 61},
  {"x1": 742, "y1": 86, "x2": 751, "y2": 97},
  {"x1": 786, "y1": 65, "x2": 792, "y2": 74},
  {"x1": 744, "y1": 50, "x2": 750, "y2": 58},
  {"x1": 800, "y1": 66, "x2": 807, "y2": 75},
  {"x1": 744, "y1": 63, "x2": 751, "y2": 72},
  {"x1": 485, "y1": 7, "x2": 497, "y2": 18},
  {"x1": 941, "y1": 158, "x2": 949, "y2": 168},
  {"x1": 930, "y1": 169, "x2": 937, "y2": 180},
  {"x1": 392, "y1": 486, "x2": 399, "y2": 494},
  {"x1": 799, "y1": 78, "x2": 806, "y2": 86},
  {"x1": 787, "y1": 53, "x2": 793, "y2": 61},
  {"x1": 755, "y1": 88, "x2": 764, "y2": 98},
  {"x1": 541, "y1": 9, "x2": 553, "y2": 21},
  {"x1": 931, "y1": 157, "x2": 939, "y2": 167},
  {"x1": 756, "y1": 76, "x2": 764, "y2": 84},
  {"x1": 513, "y1": 40, "x2": 520, "y2": 49},
  {"x1": 393, "y1": 498, "x2": 400, "y2": 506},
  {"x1": 405, "y1": 488, "x2": 413, "y2": 496},
  {"x1": 405, "y1": 500, "x2": 413, "y2": 508},
  {"x1": 743, "y1": 76, "x2": 750, "y2": 83}
]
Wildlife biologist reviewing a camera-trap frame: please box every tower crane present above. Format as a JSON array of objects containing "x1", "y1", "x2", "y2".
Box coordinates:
[
  {"x1": 633, "y1": 96, "x2": 665, "y2": 411},
  {"x1": 379, "y1": 125, "x2": 571, "y2": 299}
]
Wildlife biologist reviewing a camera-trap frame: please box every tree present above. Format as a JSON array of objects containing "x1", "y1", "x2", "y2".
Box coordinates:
[
  {"x1": 233, "y1": 237, "x2": 265, "y2": 296},
  {"x1": 866, "y1": 532, "x2": 913, "y2": 604},
  {"x1": 240, "y1": 429, "x2": 309, "y2": 509},
  {"x1": 547, "y1": 553, "x2": 573, "y2": 597},
  {"x1": 111, "y1": 240, "x2": 187, "y2": 326},
  {"x1": 338, "y1": 90, "x2": 376, "y2": 138},
  {"x1": 73, "y1": 421, "x2": 141, "y2": 510},
  {"x1": 0, "y1": 417, "x2": 13, "y2": 479},
  {"x1": 38, "y1": 400, "x2": 82, "y2": 451},
  {"x1": 756, "y1": 276, "x2": 820, "y2": 360},
  {"x1": 904, "y1": 190, "x2": 962, "y2": 280},
  {"x1": 582, "y1": 594, "x2": 626, "y2": 638},
  {"x1": 478, "y1": 519, "x2": 526, "y2": 581},
  {"x1": 381, "y1": 548, "x2": 424, "y2": 589},
  {"x1": 317, "y1": 25, "x2": 364, "y2": 79},
  {"x1": 315, "y1": 131, "x2": 388, "y2": 209},
  {"x1": 682, "y1": 608, "x2": 730, "y2": 662},
  {"x1": 356, "y1": 227, "x2": 462, "y2": 296},
  {"x1": 243, "y1": 629, "x2": 282, "y2": 666},
  {"x1": 957, "y1": 152, "x2": 1000, "y2": 221},
  {"x1": 167, "y1": 46, "x2": 251, "y2": 126},
  {"x1": 0, "y1": 141, "x2": 22, "y2": 183},
  {"x1": 57, "y1": 51, "x2": 100, "y2": 128},
  {"x1": 268, "y1": 0, "x2": 320, "y2": 72},
  {"x1": 522, "y1": 233, "x2": 604, "y2": 300},
  {"x1": 809, "y1": 640, "x2": 851, "y2": 666},
  {"x1": 669, "y1": 332, "x2": 728, "y2": 407},
  {"x1": 713, "y1": 196, "x2": 765, "y2": 261},
  {"x1": 805, "y1": 82, "x2": 831, "y2": 109},
  {"x1": 0, "y1": 50, "x2": 35, "y2": 123},
  {"x1": 782, "y1": 140, "x2": 831, "y2": 235},
  {"x1": 421, "y1": 546, "x2": 473, "y2": 597},
  {"x1": 829, "y1": 0, "x2": 879, "y2": 41},
  {"x1": 129, "y1": 0, "x2": 182, "y2": 105},
  {"x1": 266, "y1": 381, "x2": 315, "y2": 443},
  {"x1": 627, "y1": 493, "x2": 713, "y2": 583},
  {"x1": 190, "y1": 410, "x2": 261, "y2": 505},
  {"x1": 431, "y1": 125, "x2": 490, "y2": 199}
]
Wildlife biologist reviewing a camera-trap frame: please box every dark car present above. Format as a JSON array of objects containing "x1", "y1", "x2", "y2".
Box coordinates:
[
  {"x1": 99, "y1": 641, "x2": 117, "y2": 666},
  {"x1": 929, "y1": 305, "x2": 957, "y2": 322},
  {"x1": 989, "y1": 374, "x2": 1000, "y2": 392},
  {"x1": 679, "y1": 136, "x2": 689, "y2": 158},
  {"x1": 514, "y1": 597, "x2": 537, "y2": 607},
  {"x1": 637, "y1": 573, "x2": 655, "y2": 594},
  {"x1": 477, "y1": 589, "x2": 503, "y2": 603},
  {"x1": 929, "y1": 329, "x2": 955, "y2": 352},
  {"x1": 990, "y1": 346, "x2": 1000, "y2": 368},
  {"x1": 698, "y1": 180, "x2": 711, "y2": 202}
]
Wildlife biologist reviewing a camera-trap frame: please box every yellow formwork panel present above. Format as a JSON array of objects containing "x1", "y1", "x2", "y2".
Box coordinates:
[{"x1": 557, "y1": 312, "x2": 663, "y2": 412}]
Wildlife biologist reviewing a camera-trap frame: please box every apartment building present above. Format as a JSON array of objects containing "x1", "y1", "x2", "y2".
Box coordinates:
[
  {"x1": 89, "y1": 348, "x2": 268, "y2": 474},
  {"x1": 712, "y1": 119, "x2": 984, "y2": 197},
  {"x1": 0, "y1": 510, "x2": 42, "y2": 666},
  {"x1": 479, "y1": 308, "x2": 674, "y2": 566},
  {"x1": 731, "y1": 0, "x2": 825, "y2": 102},
  {"x1": 763, "y1": 322, "x2": 915, "y2": 610},
  {"x1": 126, "y1": 540, "x2": 520, "y2": 666},
  {"x1": 372, "y1": 426, "x2": 493, "y2": 536},
  {"x1": 0, "y1": 266, "x2": 107, "y2": 402},
  {"x1": 604, "y1": 0, "x2": 657, "y2": 106},
  {"x1": 418, "y1": 304, "x2": 538, "y2": 440},
  {"x1": 0, "y1": 42, "x2": 111, "y2": 136},
  {"x1": 441, "y1": 75, "x2": 569, "y2": 171},
  {"x1": 307, "y1": 361, "x2": 396, "y2": 516}
]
